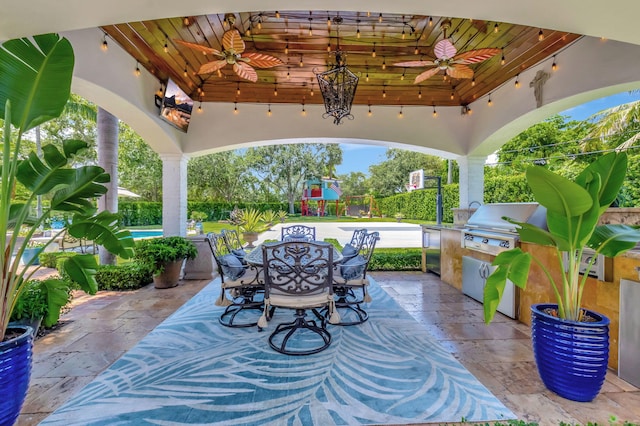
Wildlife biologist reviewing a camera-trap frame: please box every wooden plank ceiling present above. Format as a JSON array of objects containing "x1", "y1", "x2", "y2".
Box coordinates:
[{"x1": 102, "y1": 10, "x2": 580, "y2": 107}]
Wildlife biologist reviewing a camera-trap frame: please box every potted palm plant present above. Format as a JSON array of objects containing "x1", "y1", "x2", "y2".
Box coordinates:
[
  {"x1": 134, "y1": 236, "x2": 198, "y2": 288},
  {"x1": 483, "y1": 151, "x2": 640, "y2": 402},
  {"x1": 238, "y1": 208, "x2": 264, "y2": 248},
  {"x1": 0, "y1": 33, "x2": 135, "y2": 425}
]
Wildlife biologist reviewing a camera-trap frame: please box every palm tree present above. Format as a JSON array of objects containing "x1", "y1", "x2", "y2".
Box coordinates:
[{"x1": 586, "y1": 100, "x2": 640, "y2": 151}]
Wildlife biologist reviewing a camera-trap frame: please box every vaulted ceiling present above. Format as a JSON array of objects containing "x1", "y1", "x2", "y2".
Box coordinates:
[{"x1": 101, "y1": 11, "x2": 580, "y2": 107}]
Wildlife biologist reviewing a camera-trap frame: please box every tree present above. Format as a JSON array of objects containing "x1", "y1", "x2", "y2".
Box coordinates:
[
  {"x1": 187, "y1": 151, "x2": 253, "y2": 202},
  {"x1": 245, "y1": 144, "x2": 342, "y2": 213},
  {"x1": 337, "y1": 171, "x2": 369, "y2": 196},
  {"x1": 494, "y1": 115, "x2": 588, "y2": 176},
  {"x1": 368, "y1": 148, "x2": 445, "y2": 197},
  {"x1": 118, "y1": 123, "x2": 163, "y2": 201},
  {"x1": 586, "y1": 100, "x2": 640, "y2": 152}
]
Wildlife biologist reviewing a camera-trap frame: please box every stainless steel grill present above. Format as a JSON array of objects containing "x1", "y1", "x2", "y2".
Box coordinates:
[
  {"x1": 461, "y1": 202, "x2": 546, "y2": 319},
  {"x1": 461, "y1": 202, "x2": 546, "y2": 256}
]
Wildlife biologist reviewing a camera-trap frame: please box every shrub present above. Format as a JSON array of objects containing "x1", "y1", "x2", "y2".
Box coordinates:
[
  {"x1": 369, "y1": 249, "x2": 421, "y2": 271},
  {"x1": 95, "y1": 263, "x2": 153, "y2": 291},
  {"x1": 10, "y1": 276, "x2": 73, "y2": 327},
  {"x1": 135, "y1": 236, "x2": 198, "y2": 275},
  {"x1": 39, "y1": 251, "x2": 77, "y2": 268}
]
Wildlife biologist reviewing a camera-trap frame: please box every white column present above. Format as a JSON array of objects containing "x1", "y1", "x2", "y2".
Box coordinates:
[
  {"x1": 97, "y1": 107, "x2": 119, "y2": 265},
  {"x1": 458, "y1": 155, "x2": 486, "y2": 209},
  {"x1": 159, "y1": 153, "x2": 189, "y2": 237}
]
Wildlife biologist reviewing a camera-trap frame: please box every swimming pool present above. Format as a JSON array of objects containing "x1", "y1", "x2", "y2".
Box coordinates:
[{"x1": 129, "y1": 230, "x2": 163, "y2": 239}]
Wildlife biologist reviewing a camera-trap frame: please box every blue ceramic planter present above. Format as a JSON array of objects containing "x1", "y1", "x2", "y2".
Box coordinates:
[
  {"x1": 531, "y1": 303, "x2": 610, "y2": 402},
  {"x1": 0, "y1": 325, "x2": 33, "y2": 425}
]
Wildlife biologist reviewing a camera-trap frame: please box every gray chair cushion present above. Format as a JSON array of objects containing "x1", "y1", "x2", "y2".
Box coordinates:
[
  {"x1": 219, "y1": 254, "x2": 246, "y2": 281},
  {"x1": 340, "y1": 254, "x2": 366, "y2": 281},
  {"x1": 231, "y1": 248, "x2": 248, "y2": 264},
  {"x1": 283, "y1": 233, "x2": 312, "y2": 242},
  {"x1": 341, "y1": 243, "x2": 358, "y2": 261}
]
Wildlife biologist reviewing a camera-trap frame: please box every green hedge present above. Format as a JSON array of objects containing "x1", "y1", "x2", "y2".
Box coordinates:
[
  {"x1": 369, "y1": 249, "x2": 421, "y2": 271},
  {"x1": 95, "y1": 263, "x2": 153, "y2": 291},
  {"x1": 39, "y1": 251, "x2": 77, "y2": 268}
]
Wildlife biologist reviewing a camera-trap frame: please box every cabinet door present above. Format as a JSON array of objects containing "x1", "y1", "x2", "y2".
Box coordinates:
[{"x1": 620, "y1": 279, "x2": 640, "y2": 387}]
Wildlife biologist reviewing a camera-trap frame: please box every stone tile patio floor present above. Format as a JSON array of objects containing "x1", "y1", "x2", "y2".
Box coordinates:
[{"x1": 17, "y1": 270, "x2": 640, "y2": 425}]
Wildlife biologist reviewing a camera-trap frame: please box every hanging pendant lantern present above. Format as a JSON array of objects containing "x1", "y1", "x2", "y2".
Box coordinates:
[{"x1": 316, "y1": 17, "x2": 358, "y2": 125}]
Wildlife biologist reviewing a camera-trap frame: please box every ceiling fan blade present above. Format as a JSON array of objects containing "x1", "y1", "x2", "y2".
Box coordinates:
[
  {"x1": 414, "y1": 67, "x2": 440, "y2": 84},
  {"x1": 242, "y1": 52, "x2": 283, "y2": 68},
  {"x1": 454, "y1": 48, "x2": 501, "y2": 64},
  {"x1": 234, "y1": 62, "x2": 258, "y2": 82},
  {"x1": 434, "y1": 39, "x2": 457, "y2": 59},
  {"x1": 198, "y1": 60, "x2": 228, "y2": 75},
  {"x1": 223, "y1": 29, "x2": 246, "y2": 54},
  {"x1": 393, "y1": 60, "x2": 436, "y2": 67},
  {"x1": 174, "y1": 39, "x2": 222, "y2": 57},
  {"x1": 447, "y1": 64, "x2": 474, "y2": 79}
]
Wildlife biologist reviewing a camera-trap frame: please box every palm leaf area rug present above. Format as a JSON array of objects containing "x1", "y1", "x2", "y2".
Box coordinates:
[{"x1": 41, "y1": 277, "x2": 515, "y2": 426}]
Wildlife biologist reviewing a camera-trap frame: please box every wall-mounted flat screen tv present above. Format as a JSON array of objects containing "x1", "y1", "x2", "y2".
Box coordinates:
[{"x1": 159, "y1": 79, "x2": 193, "y2": 132}]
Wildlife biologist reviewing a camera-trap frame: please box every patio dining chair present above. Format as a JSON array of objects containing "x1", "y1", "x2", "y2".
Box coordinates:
[
  {"x1": 221, "y1": 229, "x2": 248, "y2": 263},
  {"x1": 206, "y1": 232, "x2": 263, "y2": 328},
  {"x1": 332, "y1": 231, "x2": 380, "y2": 325},
  {"x1": 258, "y1": 241, "x2": 340, "y2": 355},
  {"x1": 341, "y1": 228, "x2": 367, "y2": 262},
  {"x1": 281, "y1": 224, "x2": 316, "y2": 242}
]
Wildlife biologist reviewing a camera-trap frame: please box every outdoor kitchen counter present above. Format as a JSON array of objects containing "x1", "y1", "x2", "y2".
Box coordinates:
[{"x1": 438, "y1": 225, "x2": 640, "y2": 370}]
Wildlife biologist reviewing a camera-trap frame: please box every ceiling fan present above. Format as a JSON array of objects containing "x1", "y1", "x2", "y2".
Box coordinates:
[
  {"x1": 394, "y1": 19, "x2": 500, "y2": 84},
  {"x1": 175, "y1": 15, "x2": 283, "y2": 82}
]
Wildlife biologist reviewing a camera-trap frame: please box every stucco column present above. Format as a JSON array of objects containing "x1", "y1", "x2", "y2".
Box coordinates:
[
  {"x1": 159, "y1": 153, "x2": 189, "y2": 237},
  {"x1": 97, "y1": 107, "x2": 118, "y2": 265},
  {"x1": 458, "y1": 155, "x2": 486, "y2": 209}
]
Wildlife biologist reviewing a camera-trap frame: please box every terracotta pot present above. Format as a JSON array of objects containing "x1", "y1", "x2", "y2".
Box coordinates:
[{"x1": 153, "y1": 259, "x2": 184, "y2": 289}]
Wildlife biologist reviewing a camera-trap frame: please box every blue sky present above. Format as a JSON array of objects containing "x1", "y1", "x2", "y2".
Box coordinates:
[{"x1": 336, "y1": 91, "x2": 640, "y2": 176}]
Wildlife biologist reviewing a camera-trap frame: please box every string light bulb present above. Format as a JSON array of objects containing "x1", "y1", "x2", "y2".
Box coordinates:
[
  {"x1": 287, "y1": 67, "x2": 290, "y2": 79},
  {"x1": 414, "y1": 43, "x2": 419, "y2": 55},
  {"x1": 356, "y1": 23, "x2": 361, "y2": 39},
  {"x1": 433, "y1": 105, "x2": 438, "y2": 118},
  {"x1": 274, "y1": 84, "x2": 278, "y2": 96},
  {"x1": 382, "y1": 57, "x2": 386, "y2": 70},
  {"x1": 538, "y1": 29, "x2": 544, "y2": 41},
  {"x1": 327, "y1": 42, "x2": 331, "y2": 53},
  {"x1": 368, "y1": 104, "x2": 372, "y2": 116},
  {"x1": 183, "y1": 66, "x2": 188, "y2": 77},
  {"x1": 299, "y1": 55, "x2": 304, "y2": 67},
  {"x1": 301, "y1": 103, "x2": 306, "y2": 116},
  {"x1": 515, "y1": 74, "x2": 521, "y2": 88},
  {"x1": 285, "y1": 40, "x2": 289, "y2": 54},
  {"x1": 135, "y1": 62, "x2": 141, "y2": 77},
  {"x1": 501, "y1": 50, "x2": 505, "y2": 65},
  {"x1": 382, "y1": 86, "x2": 386, "y2": 98},
  {"x1": 233, "y1": 102, "x2": 238, "y2": 114},
  {"x1": 268, "y1": 104, "x2": 272, "y2": 116},
  {"x1": 236, "y1": 83, "x2": 240, "y2": 96},
  {"x1": 372, "y1": 43, "x2": 376, "y2": 58},
  {"x1": 197, "y1": 102, "x2": 202, "y2": 113},
  {"x1": 552, "y1": 56, "x2": 558, "y2": 71},
  {"x1": 398, "y1": 106, "x2": 404, "y2": 119},
  {"x1": 275, "y1": 11, "x2": 280, "y2": 19},
  {"x1": 402, "y1": 29, "x2": 406, "y2": 40},
  {"x1": 164, "y1": 41, "x2": 169, "y2": 53},
  {"x1": 450, "y1": 91, "x2": 455, "y2": 100},
  {"x1": 418, "y1": 88, "x2": 422, "y2": 99},
  {"x1": 366, "y1": 70, "x2": 369, "y2": 82},
  {"x1": 310, "y1": 84, "x2": 314, "y2": 96},
  {"x1": 101, "y1": 35, "x2": 108, "y2": 51},
  {"x1": 401, "y1": 69, "x2": 405, "y2": 80},
  {"x1": 429, "y1": 17, "x2": 433, "y2": 27},
  {"x1": 494, "y1": 23, "x2": 499, "y2": 33},
  {"x1": 487, "y1": 95, "x2": 493, "y2": 107},
  {"x1": 471, "y1": 77, "x2": 476, "y2": 87},
  {"x1": 378, "y1": 13, "x2": 383, "y2": 23},
  {"x1": 327, "y1": 15, "x2": 331, "y2": 28}
]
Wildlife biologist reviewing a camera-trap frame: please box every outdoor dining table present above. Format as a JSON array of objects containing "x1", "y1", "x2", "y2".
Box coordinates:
[{"x1": 244, "y1": 242, "x2": 344, "y2": 266}]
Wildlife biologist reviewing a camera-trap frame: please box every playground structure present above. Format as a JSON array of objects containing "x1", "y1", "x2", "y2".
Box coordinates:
[
  {"x1": 301, "y1": 178, "x2": 342, "y2": 216},
  {"x1": 342, "y1": 195, "x2": 381, "y2": 218}
]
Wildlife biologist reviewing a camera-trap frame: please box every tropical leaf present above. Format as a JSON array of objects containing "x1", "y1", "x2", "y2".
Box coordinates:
[
  {"x1": 198, "y1": 59, "x2": 227, "y2": 75},
  {"x1": 242, "y1": 52, "x2": 283, "y2": 68},
  {"x1": 576, "y1": 151, "x2": 627, "y2": 212},
  {"x1": 223, "y1": 29, "x2": 245, "y2": 53},
  {"x1": 68, "y1": 211, "x2": 135, "y2": 258},
  {"x1": 447, "y1": 64, "x2": 473, "y2": 79},
  {"x1": 414, "y1": 68, "x2": 440, "y2": 84},
  {"x1": 434, "y1": 39, "x2": 457, "y2": 58},
  {"x1": 174, "y1": 39, "x2": 221, "y2": 57},
  {"x1": 393, "y1": 60, "x2": 435, "y2": 67},
  {"x1": 61, "y1": 254, "x2": 100, "y2": 294},
  {"x1": 525, "y1": 165, "x2": 592, "y2": 216},
  {"x1": 589, "y1": 224, "x2": 640, "y2": 257},
  {"x1": 233, "y1": 62, "x2": 258, "y2": 82},
  {"x1": 0, "y1": 33, "x2": 73, "y2": 132},
  {"x1": 454, "y1": 48, "x2": 501, "y2": 64},
  {"x1": 484, "y1": 249, "x2": 531, "y2": 323},
  {"x1": 41, "y1": 279, "x2": 71, "y2": 327}
]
